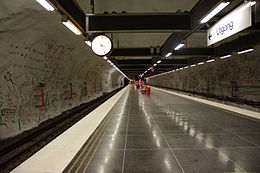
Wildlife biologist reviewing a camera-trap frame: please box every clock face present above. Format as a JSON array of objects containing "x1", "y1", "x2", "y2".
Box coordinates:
[{"x1": 91, "y1": 35, "x2": 112, "y2": 56}]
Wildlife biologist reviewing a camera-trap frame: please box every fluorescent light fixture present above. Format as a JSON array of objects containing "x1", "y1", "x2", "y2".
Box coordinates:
[
  {"x1": 191, "y1": 64, "x2": 196, "y2": 67},
  {"x1": 157, "y1": 60, "x2": 162, "y2": 64},
  {"x1": 237, "y1": 48, "x2": 254, "y2": 55},
  {"x1": 114, "y1": 67, "x2": 130, "y2": 80},
  {"x1": 165, "y1": 52, "x2": 172, "y2": 57},
  {"x1": 174, "y1": 43, "x2": 184, "y2": 50},
  {"x1": 206, "y1": 59, "x2": 215, "y2": 63},
  {"x1": 184, "y1": 66, "x2": 188, "y2": 69},
  {"x1": 220, "y1": 54, "x2": 231, "y2": 59},
  {"x1": 250, "y1": 1, "x2": 256, "y2": 6},
  {"x1": 154, "y1": 64, "x2": 157, "y2": 66},
  {"x1": 179, "y1": 67, "x2": 184, "y2": 70},
  {"x1": 62, "y1": 20, "x2": 82, "y2": 35},
  {"x1": 103, "y1": 56, "x2": 108, "y2": 60},
  {"x1": 85, "y1": 40, "x2": 91, "y2": 47},
  {"x1": 176, "y1": 69, "x2": 179, "y2": 71},
  {"x1": 200, "y1": 2, "x2": 230, "y2": 24},
  {"x1": 36, "y1": 0, "x2": 55, "y2": 11},
  {"x1": 198, "y1": 61, "x2": 204, "y2": 65},
  {"x1": 111, "y1": 63, "x2": 114, "y2": 66},
  {"x1": 107, "y1": 60, "x2": 111, "y2": 63}
]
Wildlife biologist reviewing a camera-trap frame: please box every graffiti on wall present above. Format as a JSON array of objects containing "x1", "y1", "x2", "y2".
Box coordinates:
[
  {"x1": 150, "y1": 54, "x2": 260, "y2": 102},
  {"x1": 0, "y1": 39, "x2": 121, "y2": 139}
]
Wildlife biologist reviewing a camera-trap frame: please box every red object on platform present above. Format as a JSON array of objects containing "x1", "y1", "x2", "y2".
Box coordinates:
[{"x1": 147, "y1": 86, "x2": 151, "y2": 95}]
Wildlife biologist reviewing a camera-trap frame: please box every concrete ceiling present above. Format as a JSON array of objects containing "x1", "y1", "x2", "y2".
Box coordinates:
[
  {"x1": 76, "y1": 0, "x2": 200, "y2": 50},
  {"x1": 77, "y1": 0, "x2": 200, "y2": 14},
  {"x1": 70, "y1": 0, "x2": 257, "y2": 79}
]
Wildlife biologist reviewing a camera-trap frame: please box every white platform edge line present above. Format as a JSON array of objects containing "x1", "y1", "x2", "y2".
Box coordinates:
[
  {"x1": 152, "y1": 86, "x2": 260, "y2": 120},
  {"x1": 11, "y1": 85, "x2": 129, "y2": 173}
]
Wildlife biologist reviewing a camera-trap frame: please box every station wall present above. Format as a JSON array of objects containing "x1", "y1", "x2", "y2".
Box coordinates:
[
  {"x1": 0, "y1": 0, "x2": 123, "y2": 139},
  {"x1": 149, "y1": 45, "x2": 260, "y2": 109}
]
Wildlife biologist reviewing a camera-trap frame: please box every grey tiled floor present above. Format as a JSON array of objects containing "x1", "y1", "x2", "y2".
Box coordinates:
[{"x1": 64, "y1": 85, "x2": 260, "y2": 173}]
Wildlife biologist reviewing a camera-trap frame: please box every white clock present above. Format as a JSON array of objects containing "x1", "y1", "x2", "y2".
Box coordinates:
[{"x1": 91, "y1": 35, "x2": 112, "y2": 56}]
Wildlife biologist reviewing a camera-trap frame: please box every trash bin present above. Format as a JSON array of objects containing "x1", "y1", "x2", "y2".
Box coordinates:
[{"x1": 147, "y1": 86, "x2": 151, "y2": 95}]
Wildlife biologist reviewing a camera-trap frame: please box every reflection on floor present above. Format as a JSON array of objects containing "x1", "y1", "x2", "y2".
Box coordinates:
[{"x1": 63, "y1": 85, "x2": 260, "y2": 173}]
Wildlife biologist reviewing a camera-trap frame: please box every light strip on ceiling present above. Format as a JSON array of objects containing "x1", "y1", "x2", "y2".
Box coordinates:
[
  {"x1": 62, "y1": 20, "x2": 82, "y2": 35},
  {"x1": 220, "y1": 54, "x2": 231, "y2": 59},
  {"x1": 200, "y1": 2, "x2": 230, "y2": 24},
  {"x1": 85, "y1": 40, "x2": 91, "y2": 47},
  {"x1": 206, "y1": 59, "x2": 215, "y2": 63},
  {"x1": 36, "y1": 0, "x2": 55, "y2": 11},
  {"x1": 174, "y1": 43, "x2": 184, "y2": 50},
  {"x1": 237, "y1": 48, "x2": 254, "y2": 55},
  {"x1": 250, "y1": 1, "x2": 256, "y2": 6},
  {"x1": 105, "y1": 59, "x2": 131, "y2": 80},
  {"x1": 165, "y1": 52, "x2": 172, "y2": 57}
]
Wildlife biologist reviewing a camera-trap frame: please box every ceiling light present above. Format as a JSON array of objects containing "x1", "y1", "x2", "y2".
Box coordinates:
[
  {"x1": 237, "y1": 48, "x2": 254, "y2": 55},
  {"x1": 85, "y1": 40, "x2": 91, "y2": 47},
  {"x1": 174, "y1": 43, "x2": 184, "y2": 50},
  {"x1": 220, "y1": 54, "x2": 231, "y2": 59},
  {"x1": 62, "y1": 20, "x2": 82, "y2": 35},
  {"x1": 103, "y1": 56, "x2": 108, "y2": 60},
  {"x1": 206, "y1": 59, "x2": 215, "y2": 63},
  {"x1": 198, "y1": 62, "x2": 204, "y2": 65},
  {"x1": 107, "y1": 60, "x2": 111, "y2": 63},
  {"x1": 157, "y1": 60, "x2": 162, "y2": 64},
  {"x1": 200, "y1": 2, "x2": 230, "y2": 24},
  {"x1": 191, "y1": 64, "x2": 196, "y2": 67},
  {"x1": 179, "y1": 67, "x2": 184, "y2": 70},
  {"x1": 165, "y1": 52, "x2": 172, "y2": 57},
  {"x1": 184, "y1": 66, "x2": 188, "y2": 69},
  {"x1": 154, "y1": 64, "x2": 157, "y2": 66},
  {"x1": 36, "y1": 0, "x2": 55, "y2": 11},
  {"x1": 250, "y1": 1, "x2": 256, "y2": 6}
]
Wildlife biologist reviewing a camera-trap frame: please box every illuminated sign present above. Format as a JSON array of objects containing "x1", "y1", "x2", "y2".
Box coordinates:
[{"x1": 207, "y1": 2, "x2": 253, "y2": 46}]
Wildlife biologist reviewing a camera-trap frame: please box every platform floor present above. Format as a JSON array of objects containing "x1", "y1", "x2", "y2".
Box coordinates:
[{"x1": 62, "y1": 85, "x2": 260, "y2": 173}]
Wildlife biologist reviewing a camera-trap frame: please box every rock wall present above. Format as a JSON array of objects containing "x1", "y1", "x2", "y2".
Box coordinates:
[
  {"x1": 0, "y1": 0, "x2": 124, "y2": 139},
  {"x1": 149, "y1": 45, "x2": 260, "y2": 106}
]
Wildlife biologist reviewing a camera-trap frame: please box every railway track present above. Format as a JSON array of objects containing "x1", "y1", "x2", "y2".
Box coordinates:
[{"x1": 0, "y1": 87, "x2": 122, "y2": 173}]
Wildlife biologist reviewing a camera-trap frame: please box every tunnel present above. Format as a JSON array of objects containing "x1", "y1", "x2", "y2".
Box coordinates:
[{"x1": 0, "y1": 0, "x2": 260, "y2": 172}]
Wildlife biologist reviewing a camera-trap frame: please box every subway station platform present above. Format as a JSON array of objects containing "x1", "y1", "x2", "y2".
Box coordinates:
[{"x1": 12, "y1": 85, "x2": 260, "y2": 173}]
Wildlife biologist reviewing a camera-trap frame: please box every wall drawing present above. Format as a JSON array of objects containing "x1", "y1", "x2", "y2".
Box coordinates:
[
  {"x1": 0, "y1": 40, "x2": 123, "y2": 139},
  {"x1": 150, "y1": 51, "x2": 260, "y2": 104}
]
